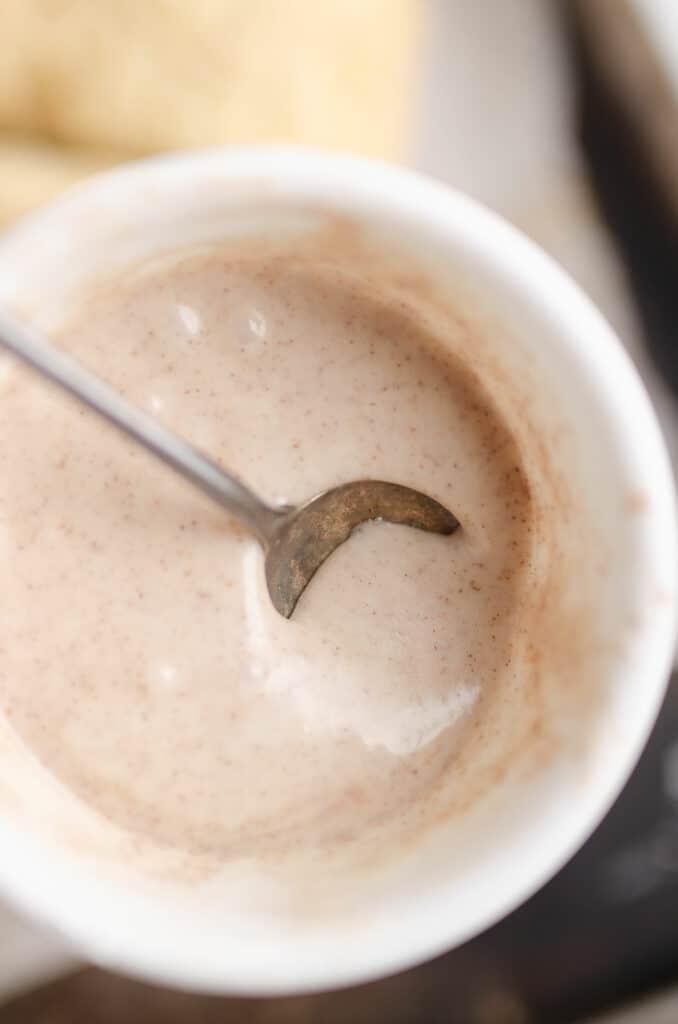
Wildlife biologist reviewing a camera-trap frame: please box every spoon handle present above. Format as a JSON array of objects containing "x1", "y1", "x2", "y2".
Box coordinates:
[{"x1": 0, "y1": 312, "x2": 279, "y2": 543}]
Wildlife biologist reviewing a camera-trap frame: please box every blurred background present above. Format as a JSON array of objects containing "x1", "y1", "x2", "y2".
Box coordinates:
[{"x1": 1, "y1": 1, "x2": 678, "y2": 1021}]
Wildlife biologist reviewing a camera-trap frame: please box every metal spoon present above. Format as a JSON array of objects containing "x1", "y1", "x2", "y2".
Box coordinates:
[{"x1": 0, "y1": 312, "x2": 459, "y2": 618}]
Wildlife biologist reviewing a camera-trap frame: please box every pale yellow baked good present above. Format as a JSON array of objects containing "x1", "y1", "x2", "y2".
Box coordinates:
[
  {"x1": 0, "y1": 0, "x2": 418, "y2": 216},
  {"x1": 0, "y1": 135, "x2": 120, "y2": 225},
  {"x1": 0, "y1": 1, "x2": 418, "y2": 224}
]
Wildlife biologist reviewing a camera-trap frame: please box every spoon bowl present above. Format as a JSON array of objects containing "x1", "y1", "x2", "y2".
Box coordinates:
[{"x1": 265, "y1": 480, "x2": 459, "y2": 617}]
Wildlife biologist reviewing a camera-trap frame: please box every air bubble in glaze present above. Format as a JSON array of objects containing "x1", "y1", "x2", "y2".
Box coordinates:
[{"x1": 232, "y1": 306, "x2": 268, "y2": 355}]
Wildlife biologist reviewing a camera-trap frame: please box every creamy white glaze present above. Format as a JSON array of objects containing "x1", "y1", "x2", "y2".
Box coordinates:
[{"x1": 0, "y1": 242, "x2": 533, "y2": 865}]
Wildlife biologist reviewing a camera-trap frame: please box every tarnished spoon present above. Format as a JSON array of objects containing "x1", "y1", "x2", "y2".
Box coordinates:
[{"x1": 0, "y1": 312, "x2": 459, "y2": 617}]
